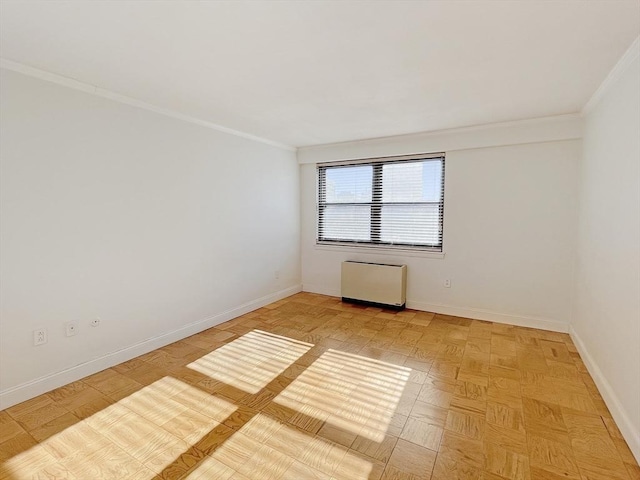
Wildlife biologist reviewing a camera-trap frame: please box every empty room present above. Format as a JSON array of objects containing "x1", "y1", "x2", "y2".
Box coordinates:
[{"x1": 0, "y1": 1, "x2": 639, "y2": 479}]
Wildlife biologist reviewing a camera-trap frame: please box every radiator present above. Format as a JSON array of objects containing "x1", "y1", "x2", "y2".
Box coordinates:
[{"x1": 341, "y1": 261, "x2": 407, "y2": 310}]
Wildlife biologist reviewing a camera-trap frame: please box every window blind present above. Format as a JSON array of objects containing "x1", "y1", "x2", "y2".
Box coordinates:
[{"x1": 318, "y1": 154, "x2": 445, "y2": 251}]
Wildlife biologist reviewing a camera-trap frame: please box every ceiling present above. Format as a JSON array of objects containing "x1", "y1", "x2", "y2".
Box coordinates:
[{"x1": 1, "y1": 1, "x2": 638, "y2": 148}]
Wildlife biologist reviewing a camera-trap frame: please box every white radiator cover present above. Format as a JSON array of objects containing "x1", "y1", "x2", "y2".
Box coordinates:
[{"x1": 341, "y1": 261, "x2": 407, "y2": 309}]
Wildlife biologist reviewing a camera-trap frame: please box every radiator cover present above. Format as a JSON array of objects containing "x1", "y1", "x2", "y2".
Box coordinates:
[{"x1": 341, "y1": 261, "x2": 407, "y2": 310}]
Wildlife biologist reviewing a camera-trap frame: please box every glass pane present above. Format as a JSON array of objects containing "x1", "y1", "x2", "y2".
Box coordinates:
[
  {"x1": 380, "y1": 204, "x2": 441, "y2": 245},
  {"x1": 382, "y1": 160, "x2": 442, "y2": 202},
  {"x1": 320, "y1": 205, "x2": 371, "y2": 241},
  {"x1": 324, "y1": 165, "x2": 372, "y2": 203}
]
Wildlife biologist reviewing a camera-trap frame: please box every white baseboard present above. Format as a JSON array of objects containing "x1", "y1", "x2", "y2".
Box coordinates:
[
  {"x1": 407, "y1": 300, "x2": 568, "y2": 333},
  {"x1": 569, "y1": 325, "x2": 640, "y2": 463},
  {"x1": 0, "y1": 284, "x2": 302, "y2": 410},
  {"x1": 301, "y1": 284, "x2": 568, "y2": 333}
]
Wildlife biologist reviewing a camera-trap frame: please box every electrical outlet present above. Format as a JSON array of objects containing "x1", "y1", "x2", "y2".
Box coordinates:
[
  {"x1": 65, "y1": 321, "x2": 78, "y2": 337},
  {"x1": 91, "y1": 318, "x2": 101, "y2": 327},
  {"x1": 274, "y1": 270, "x2": 280, "y2": 280},
  {"x1": 444, "y1": 279, "x2": 451, "y2": 288},
  {"x1": 33, "y1": 328, "x2": 47, "y2": 346}
]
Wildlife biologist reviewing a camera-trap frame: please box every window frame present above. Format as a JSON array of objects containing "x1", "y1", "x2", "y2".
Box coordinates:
[{"x1": 317, "y1": 153, "x2": 445, "y2": 253}]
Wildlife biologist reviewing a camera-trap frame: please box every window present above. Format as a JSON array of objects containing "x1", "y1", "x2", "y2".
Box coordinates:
[{"x1": 317, "y1": 153, "x2": 445, "y2": 251}]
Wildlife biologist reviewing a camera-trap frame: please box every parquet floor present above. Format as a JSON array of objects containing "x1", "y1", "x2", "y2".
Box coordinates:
[{"x1": 1, "y1": 292, "x2": 638, "y2": 480}]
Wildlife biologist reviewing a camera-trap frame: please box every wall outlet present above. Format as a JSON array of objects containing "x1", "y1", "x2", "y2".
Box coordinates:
[
  {"x1": 65, "y1": 321, "x2": 78, "y2": 337},
  {"x1": 444, "y1": 279, "x2": 451, "y2": 288},
  {"x1": 33, "y1": 328, "x2": 47, "y2": 346},
  {"x1": 91, "y1": 318, "x2": 101, "y2": 327},
  {"x1": 274, "y1": 270, "x2": 280, "y2": 280}
]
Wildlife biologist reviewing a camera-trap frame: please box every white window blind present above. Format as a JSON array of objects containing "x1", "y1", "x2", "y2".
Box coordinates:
[{"x1": 317, "y1": 154, "x2": 445, "y2": 251}]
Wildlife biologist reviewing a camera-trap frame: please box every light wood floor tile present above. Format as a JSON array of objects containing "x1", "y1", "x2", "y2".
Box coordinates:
[
  {"x1": 626, "y1": 463, "x2": 640, "y2": 480},
  {"x1": 161, "y1": 408, "x2": 220, "y2": 445},
  {"x1": 69, "y1": 394, "x2": 114, "y2": 420},
  {"x1": 489, "y1": 364, "x2": 522, "y2": 381},
  {"x1": 0, "y1": 293, "x2": 636, "y2": 480},
  {"x1": 528, "y1": 465, "x2": 580, "y2": 480},
  {"x1": 431, "y1": 449, "x2": 483, "y2": 480},
  {"x1": 573, "y1": 450, "x2": 632, "y2": 480},
  {"x1": 194, "y1": 424, "x2": 234, "y2": 457},
  {"x1": 522, "y1": 397, "x2": 569, "y2": 444},
  {"x1": 351, "y1": 434, "x2": 398, "y2": 463},
  {"x1": 0, "y1": 412, "x2": 25, "y2": 445},
  {"x1": 386, "y1": 438, "x2": 437, "y2": 479},
  {"x1": 539, "y1": 340, "x2": 574, "y2": 364},
  {"x1": 483, "y1": 441, "x2": 530, "y2": 480},
  {"x1": 399, "y1": 417, "x2": 443, "y2": 451},
  {"x1": 527, "y1": 434, "x2": 581, "y2": 479},
  {"x1": 450, "y1": 395, "x2": 487, "y2": 417},
  {"x1": 41, "y1": 419, "x2": 107, "y2": 461},
  {"x1": 61, "y1": 441, "x2": 142, "y2": 480},
  {"x1": 417, "y1": 385, "x2": 453, "y2": 409},
  {"x1": 491, "y1": 335, "x2": 517, "y2": 356},
  {"x1": 484, "y1": 423, "x2": 528, "y2": 455},
  {"x1": 9, "y1": 400, "x2": 69, "y2": 431},
  {"x1": 238, "y1": 443, "x2": 294, "y2": 479},
  {"x1": 466, "y1": 338, "x2": 492, "y2": 355},
  {"x1": 490, "y1": 353, "x2": 519, "y2": 370},
  {"x1": 546, "y1": 360, "x2": 581, "y2": 382},
  {"x1": 386, "y1": 412, "x2": 409, "y2": 437},
  {"x1": 300, "y1": 435, "x2": 348, "y2": 475},
  {"x1": 48, "y1": 381, "x2": 90, "y2": 404},
  {"x1": 486, "y1": 402, "x2": 524, "y2": 432},
  {"x1": 409, "y1": 400, "x2": 448, "y2": 427},
  {"x1": 317, "y1": 421, "x2": 358, "y2": 448},
  {"x1": 439, "y1": 431, "x2": 485, "y2": 469},
  {"x1": 0, "y1": 432, "x2": 44, "y2": 468},
  {"x1": 182, "y1": 455, "x2": 235, "y2": 480},
  {"x1": 281, "y1": 460, "x2": 332, "y2": 480},
  {"x1": 445, "y1": 410, "x2": 485, "y2": 441},
  {"x1": 83, "y1": 368, "x2": 144, "y2": 397},
  {"x1": 422, "y1": 373, "x2": 458, "y2": 393},
  {"x1": 5, "y1": 395, "x2": 53, "y2": 418},
  {"x1": 28, "y1": 412, "x2": 81, "y2": 443}
]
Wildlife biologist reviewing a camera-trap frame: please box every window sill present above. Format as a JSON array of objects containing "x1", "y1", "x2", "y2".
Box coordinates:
[{"x1": 314, "y1": 243, "x2": 445, "y2": 259}]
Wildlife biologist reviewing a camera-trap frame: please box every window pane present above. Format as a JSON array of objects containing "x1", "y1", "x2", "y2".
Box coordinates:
[
  {"x1": 320, "y1": 205, "x2": 371, "y2": 241},
  {"x1": 382, "y1": 160, "x2": 442, "y2": 202},
  {"x1": 324, "y1": 166, "x2": 372, "y2": 203},
  {"x1": 380, "y1": 204, "x2": 441, "y2": 245},
  {"x1": 317, "y1": 156, "x2": 444, "y2": 250}
]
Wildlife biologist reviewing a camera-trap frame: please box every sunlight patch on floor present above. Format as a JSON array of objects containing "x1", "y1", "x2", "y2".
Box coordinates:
[
  {"x1": 184, "y1": 412, "x2": 373, "y2": 480},
  {"x1": 274, "y1": 348, "x2": 411, "y2": 442},
  {"x1": 187, "y1": 330, "x2": 313, "y2": 394},
  {"x1": 0, "y1": 377, "x2": 236, "y2": 479}
]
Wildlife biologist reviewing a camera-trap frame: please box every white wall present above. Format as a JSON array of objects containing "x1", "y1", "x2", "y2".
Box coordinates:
[
  {"x1": 0, "y1": 69, "x2": 301, "y2": 407},
  {"x1": 571, "y1": 44, "x2": 640, "y2": 460},
  {"x1": 301, "y1": 137, "x2": 581, "y2": 331}
]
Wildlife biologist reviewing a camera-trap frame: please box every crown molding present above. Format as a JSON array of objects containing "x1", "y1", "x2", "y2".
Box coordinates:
[
  {"x1": 0, "y1": 58, "x2": 296, "y2": 152},
  {"x1": 302, "y1": 113, "x2": 582, "y2": 149},
  {"x1": 297, "y1": 113, "x2": 583, "y2": 164},
  {"x1": 582, "y1": 36, "x2": 640, "y2": 115}
]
